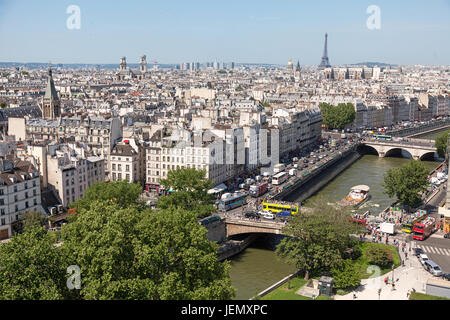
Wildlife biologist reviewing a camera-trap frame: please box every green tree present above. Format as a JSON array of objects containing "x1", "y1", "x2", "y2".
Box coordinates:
[
  {"x1": 435, "y1": 129, "x2": 450, "y2": 158},
  {"x1": 235, "y1": 85, "x2": 243, "y2": 91},
  {"x1": 71, "y1": 180, "x2": 144, "y2": 214},
  {"x1": 22, "y1": 210, "x2": 47, "y2": 231},
  {"x1": 319, "y1": 102, "x2": 356, "y2": 130},
  {"x1": 366, "y1": 247, "x2": 393, "y2": 268},
  {"x1": 275, "y1": 198, "x2": 362, "y2": 280},
  {"x1": 383, "y1": 160, "x2": 429, "y2": 209},
  {"x1": 61, "y1": 200, "x2": 234, "y2": 299},
  {"x1": 331, "y1": 260, "x2": 362, "y2": 289},
  {"x1": 0, "y1": 226, "x2": 68, "y2": 300},
  {"x1": 158, "y1": 168, "x2": 215, "y2": 218}
]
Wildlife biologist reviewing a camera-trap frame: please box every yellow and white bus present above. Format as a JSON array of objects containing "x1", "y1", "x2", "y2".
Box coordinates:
[{"x1": 262, "y1": 200, "x2": 299, "y2": 215}]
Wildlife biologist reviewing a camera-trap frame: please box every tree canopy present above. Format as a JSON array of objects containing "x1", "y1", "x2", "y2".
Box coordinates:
[
  {"x1": 0, "y1": 180, "x2": 235, "y2": 300},
  {"x1": 331, "y1": 260, "x2": 362, "y2": 290},
  {"x1": 275, "y1": 198, "x2": 362, "y2": 280},
  {"x1": 319, "y1": 102, "x2": 356, "y2": 130},
  {"x1": 435, "y1": 129, "x2": 450, "y2": 158},
  {"x1": 383, "y1": 159, "x2": 429, "y2": 209},
  {"x1": 158, "y1": 168, "x2": 215, "y2": 218},
  {"x1": 0, "y1": 226, "x2": 68, "y2": 300},
  {"x1": 71, "y1": 180, "x2": 144, "y2": 214}
]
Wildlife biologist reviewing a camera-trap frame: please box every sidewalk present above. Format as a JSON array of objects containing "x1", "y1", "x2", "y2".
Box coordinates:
[{"x1": 335, "y1": 242, "x2": 432, "y2": 300}]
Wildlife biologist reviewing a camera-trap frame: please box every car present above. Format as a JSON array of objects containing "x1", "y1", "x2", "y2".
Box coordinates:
[
  {"x1": 443, "y1": 273, "x2": 450, "y2": 281},
  {"x1": 424, "y1": 260, "x2": 443, "y2": 277},
  {"x1": 444, "y1": 232, "x2": 450, "y2": 239},
  {"x1": 245, "y1": 212, "x2": 258, "y2": 219},
  {"x1": 419, "y1": 253, "x2": 429, "y2": 266},
  {"x1": 260, "y1": 211, "x2": 275, "y2": 220},
  {"x1": 413, "y1": 248, "x2": 424, "y2": 256}
]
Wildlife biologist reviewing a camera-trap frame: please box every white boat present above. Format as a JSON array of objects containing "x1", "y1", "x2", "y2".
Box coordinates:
[{"x1": 340, "y1": 185, "x2": 370, "y2": 208}]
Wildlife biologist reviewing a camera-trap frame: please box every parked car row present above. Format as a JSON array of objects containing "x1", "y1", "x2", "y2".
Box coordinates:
[{"x1": 416, "y1": 250, "x2": 447, "y2": 278}]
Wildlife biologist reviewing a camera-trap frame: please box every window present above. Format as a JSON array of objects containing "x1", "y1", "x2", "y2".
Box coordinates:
[
  {"x1": 0, "y1": 209, "x2": 4, "y2": 216},
  {"x1": 33, "y1": 199, "x2": 37, "y2": 206},
  {"x1": 126, "y1": 165, "x2": 130, "y2": 172},
  {"x1": 1, "y1": 218, "x2": 5, "y2": 226},
  {"x1": 15, "y1": 205, "x2": 18, "y2": 212},
  {"x1": 14, "y1": 186, "x2": 17, "y2": 193},
  {"x1": 14, "y1": 195, "x2": 18, "y2": 202}
]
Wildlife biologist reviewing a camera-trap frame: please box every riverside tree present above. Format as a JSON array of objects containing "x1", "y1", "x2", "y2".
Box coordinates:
[
  {"x1": 275, "y1": 198, "x2": 362, "y2": 280},
  {"x1": 435, "y1": 129, "x2": 450, "y2": 158},
  {"x1": 383, "y1": 159, "x2": 429, "y2": 209},
  {"x1": 319, "y1": 102, "x2": 356, "y2": 130},
  {"x1": 158, "y1": 168, "x2": 215, "y2": 218}
]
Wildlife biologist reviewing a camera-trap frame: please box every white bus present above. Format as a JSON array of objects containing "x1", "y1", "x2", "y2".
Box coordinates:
[{"x1": 272, "y1": 172, "x2": 288, "y2": 185}]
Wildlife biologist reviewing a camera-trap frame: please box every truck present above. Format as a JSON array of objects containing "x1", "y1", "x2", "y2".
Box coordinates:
[
  {"x1": 379, "y1": 222, "x2": 395, "y2": 235},
  {"x1": 249, "y1": 182, "x2": 268, "y2": 198},
  {"x1": 274, "y1": 163, "x2": 285, "y2": 174},
  {"x1": 289, "y1": 168, "x2": 297, "y2": 176}
]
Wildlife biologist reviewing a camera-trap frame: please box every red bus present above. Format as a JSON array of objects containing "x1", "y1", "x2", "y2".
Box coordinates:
[{"x1": 413, "y1": 216, "x2": 436, "y2": 241}]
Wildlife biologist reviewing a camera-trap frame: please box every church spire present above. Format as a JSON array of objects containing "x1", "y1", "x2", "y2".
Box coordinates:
[{"x1": 41, "y1": 67, "x2": 61, "y2": 120}]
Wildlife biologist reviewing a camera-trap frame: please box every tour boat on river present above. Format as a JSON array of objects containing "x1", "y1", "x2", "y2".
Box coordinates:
[{"x1": 340, "y1": 185, "x2": 370, "y2": 208}]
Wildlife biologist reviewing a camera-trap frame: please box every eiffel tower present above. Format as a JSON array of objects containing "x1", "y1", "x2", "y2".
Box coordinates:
[{"x1": 318, "y1": 33, "x2": 331, "y2": 69}]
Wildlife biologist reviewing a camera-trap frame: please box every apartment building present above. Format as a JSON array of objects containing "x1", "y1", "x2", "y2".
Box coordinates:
[{"x1": 0, "y1": 159, "x2": 42, "y2": 240}]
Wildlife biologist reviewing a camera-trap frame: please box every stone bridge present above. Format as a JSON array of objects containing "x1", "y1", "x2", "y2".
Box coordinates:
[
  {"x1": 360, "y1": 138, "x2": 437, "y2": 160},
  {"x1": 224, "y1": 218, "x2": 285, "y2": 237}
]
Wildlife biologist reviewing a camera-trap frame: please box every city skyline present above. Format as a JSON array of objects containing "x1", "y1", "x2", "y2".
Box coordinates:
[{"x1": 0, "y1": 0, "x2": 449, "y2": 65}]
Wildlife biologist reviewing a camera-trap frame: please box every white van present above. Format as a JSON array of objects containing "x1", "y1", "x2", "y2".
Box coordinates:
[{"x1": 259, "y1": 211, "x2": 275, "y2": 220}]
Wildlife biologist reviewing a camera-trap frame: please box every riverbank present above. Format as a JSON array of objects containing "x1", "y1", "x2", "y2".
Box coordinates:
[{"x1": 281, "y1": 149, "x2": 361, "y2": 202}]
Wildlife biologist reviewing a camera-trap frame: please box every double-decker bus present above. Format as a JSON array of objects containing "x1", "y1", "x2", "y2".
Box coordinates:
[
  {"x1": 262, "y1": 200, "x2": 299, "y2": 215},
  {"x1": 413, "y1": 216, "x2": 436, "y2": 241},
  {"x1": 218, "y1": 192, "x2": 247, "y2": 211},
  {"x1": 402, "y1": 209, "x2": 427, "y2": 233},
  {"x1": 272, "y1": 172, "x2": 288, "y2": 185}
]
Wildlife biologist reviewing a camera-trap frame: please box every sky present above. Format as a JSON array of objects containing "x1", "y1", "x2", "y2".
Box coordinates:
[{"x1": 0, "y1": 0, "x2": 449, "y2": 65}]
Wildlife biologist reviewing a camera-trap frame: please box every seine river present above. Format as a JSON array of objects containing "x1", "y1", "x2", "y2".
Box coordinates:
[{"x1": 229, "y1": 142, "x2": 440, "y2": 299}]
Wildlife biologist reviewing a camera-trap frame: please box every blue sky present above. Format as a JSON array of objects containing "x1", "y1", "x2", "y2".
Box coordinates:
[{"x1": 0, "y1": 0, "x2": 449, "y2": 65}]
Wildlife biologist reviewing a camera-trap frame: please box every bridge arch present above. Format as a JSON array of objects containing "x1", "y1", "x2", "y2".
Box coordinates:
[
  {"x1": 419, "y1": 151, "x2": 437, "y2": 161},
  {"x1": 383, "y1": 147, "x2": 413, "y2": 159},
  {"x1": 357, "y1": 144, "x2": 379, "y2": 156}
]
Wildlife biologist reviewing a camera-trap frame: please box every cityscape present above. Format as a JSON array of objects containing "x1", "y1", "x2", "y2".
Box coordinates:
[{"x1": 0, "y1": 0, "x2": 449, "y2": 310}]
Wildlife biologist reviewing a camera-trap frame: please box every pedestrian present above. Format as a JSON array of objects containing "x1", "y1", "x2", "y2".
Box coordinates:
[
  {"x1": 405, "y1": 252, "x2": 408, "y2": 260},
  {"x1": 353, "y1": 292, "x2": 357, "y2": 299},
  {"x1": 384, "y1": 277, "x2": 388, "y2": 285}
]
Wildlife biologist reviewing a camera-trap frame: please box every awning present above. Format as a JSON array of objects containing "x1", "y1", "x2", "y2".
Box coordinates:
[{"x1": 208, "y1": 183, "x2": 228, "y2": 194}]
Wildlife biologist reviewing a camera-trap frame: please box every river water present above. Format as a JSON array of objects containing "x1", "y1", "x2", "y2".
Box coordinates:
[{"x1": 229, "y1": 148, "x2": 440, "y2": 299}]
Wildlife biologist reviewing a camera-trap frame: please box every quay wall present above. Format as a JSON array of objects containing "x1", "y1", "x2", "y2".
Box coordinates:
[{"x1": 278, "y1": 149, "x2": 362, "y2": 203}]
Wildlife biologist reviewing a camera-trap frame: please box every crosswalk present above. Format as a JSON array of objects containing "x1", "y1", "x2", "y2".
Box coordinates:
[{"x1": 416, "y1": 244, "x2": 450, "y2": 257}]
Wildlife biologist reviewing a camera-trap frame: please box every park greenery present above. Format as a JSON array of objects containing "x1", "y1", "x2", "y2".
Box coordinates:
[
  {"x1": 435, "y1": 129, "x2": 450, "y2": 158},
  {"x1": 365, "y1": 246, "x2": 394, "y2": 268},
  {"x1": 319, "y1": 102, "x2": 356, "y2": 130},
  {"x1": 383, "y1": 159, "x2": 429, "y2": 209},
  {"x1": 0, "y1": 175, "x2": 235, "y2": 300},
  {"x1": 275, "y1": 198, "x2": 363, "y2": 281}
]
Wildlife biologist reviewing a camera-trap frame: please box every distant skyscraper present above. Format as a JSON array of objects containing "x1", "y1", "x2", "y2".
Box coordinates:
[{"x1": 318, "y1": 33, "x2": 331, "y2": 69}]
